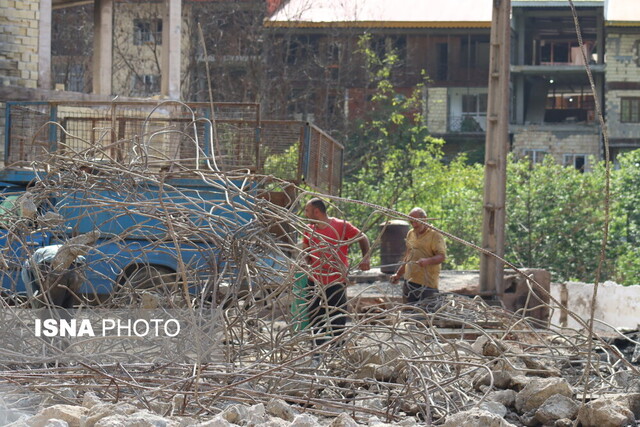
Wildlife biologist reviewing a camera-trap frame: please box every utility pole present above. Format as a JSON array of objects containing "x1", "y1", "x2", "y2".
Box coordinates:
[{"x1": 480, "y1": 0, "x2": 511, "y2": 297}]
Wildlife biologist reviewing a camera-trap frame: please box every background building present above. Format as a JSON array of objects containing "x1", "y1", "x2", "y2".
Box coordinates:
[{"x1": 2, "y1": 0, "x2": 640, "y2": 165}]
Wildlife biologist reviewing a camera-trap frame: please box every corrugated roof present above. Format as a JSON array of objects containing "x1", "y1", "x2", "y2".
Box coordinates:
[
  {"x1": 267, "y1": 0, "x2": 493, "y2": 28},
  {"x1": 605, "y1": 0, "x2": 640, "y2": 25}
]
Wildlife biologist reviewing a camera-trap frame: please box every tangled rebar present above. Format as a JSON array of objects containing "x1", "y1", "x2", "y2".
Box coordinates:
[{"x1": 0, "y1": 120, "x2": 637, "y2": 425}]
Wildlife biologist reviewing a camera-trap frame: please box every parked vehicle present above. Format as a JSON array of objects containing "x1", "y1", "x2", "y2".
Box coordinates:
[{"x1": 0, "y1": 101, "x2": 344, "y2": 306}]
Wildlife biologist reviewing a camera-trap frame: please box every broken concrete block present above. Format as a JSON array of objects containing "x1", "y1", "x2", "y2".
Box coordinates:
[
  {"x1": 533, "y1": 394, "x2": 578, "y2": 425},
  {"x1": 352, "y1": 363, "x2": 396, "y2": 382},
  {"x1": 43, "y1": 420, "x2": 69, "y2": 427},
  {"x1": 344, "y1": 337, "x2": 412, "y2": 366},
  {"x1": 486, "y1": 389, "x2": 517, "y2": 408},
  {"x1": 289, "y1": 413, "x2": 320, "y2": 427},
  {"x1": 244, "y1": 403, "x2": 267, "y2": 425},
  {"x1": 472, "y1": 335, "x2": 491, "y2": 355},
  {"x1": 266, "y1": 398, "x2": 296, "y2": 421},
  {"x1": 515, "y1": 377, "x2": 573, "y2": 413},
  {"x1": 81, "y1": 392, "x2": 101, "y2": 409},
  {"x1": 508, "y1": 375, "x2": 531, "y2": 392},
  {"x1": 93, "y1": 410, "x2": 179, "y2": 427},
  {"x1": 479, "y1": 401, "x2": 508, "y2": 418},
  {"x1": 518, "y1": 409, "x2": 537, "y2": 427},
  {"x1": 610, "y1": 392, "x2": 640, "y2": 419},
  {"x1": 51, "y1": 230, "x2": 100, "y2": 272},
  {"x1": 576, "y1": 398, "x2": 635, "y2": 427},
  {"x1": 473, "y1": 368, "x2": 515, "y2": 390},
  {"x1": 82, "y1": 402, "x2": 138, "y2": 427},
  {"x1": 29, "y1": 405, "x2": 88, "y2": 427},
  {"x1": 443, "y1": 408, "x2": 517, "y2": 427},
  {"x1": 3, "y1": 418, "x2": 30, "y2": 427},
  {"x1": 195, "y1": 415, "x2": 232, "y2": 427},
  {"x1": 327, "y1": 413, "x2": 358, "y2": 427},
  {"x1": 18, "y1": 192, "x2": 37, "y2": 220}
]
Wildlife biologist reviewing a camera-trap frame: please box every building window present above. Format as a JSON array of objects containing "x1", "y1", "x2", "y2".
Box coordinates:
[
  {"x1": 461, "y1": 38, "x2": 490, "y2": 69},
  {"x1": 621, "y1": 98, "x2": 640, "y2": 123},
  {"x1": 523, "y1": 149, "x2": 546, "y2": 165},
  {"x1": 540, "y1": 41, "x2": 569, "y2": 64},
  {"x1": 563, "y1": 154, "x2": 587, "y2": 172},
  {"x1": 436, "y1": 43, "x2": 448, "y2": 80},
  {"x1": 134, "y1": 19, "x2": 162, "y2": 46},
  {"x1": 371, "y1": 35, "x2": 407, "y2": 63},
  {"x1": 54, "y1": 63, "x2": 85, "y2": 92},
  {"x1": 131, "y1": 74, "x2": 160, "y2": 95},
  {"x1": 327, "y1": 41, "x2": 341, "y2": 64},
  {"x1": 462, "y1": 93, "x2": 488, "y2": 115},
  {"x1": 325, "y1": 41, "x2": 342, "y2": 80},
  {"x1": 286, "y1": 35, "x2": 319, "y2": 66}
]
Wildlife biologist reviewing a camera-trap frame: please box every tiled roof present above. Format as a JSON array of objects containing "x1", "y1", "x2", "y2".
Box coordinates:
[
  {"x1": 267, "y1": 0, "x2": 493, "y2": 28},
  {"x1": 605, "y1": 0, "x2": 640, "y2": 25}
]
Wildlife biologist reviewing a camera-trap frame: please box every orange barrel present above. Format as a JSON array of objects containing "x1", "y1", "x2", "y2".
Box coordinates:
[{"x1": 379, "y1": 220, "x2": 410, "y2": 274}]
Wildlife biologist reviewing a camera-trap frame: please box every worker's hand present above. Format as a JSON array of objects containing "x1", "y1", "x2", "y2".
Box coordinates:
[
  {"x1": 358, "y1": 258, "x2": 370, "y2": 271},
  {"x1": 390, "y1": 273, "x2": 400, "y2": 284},
  {"x1": 417, "y1": 258, "x2": 430, "y2": 268}
]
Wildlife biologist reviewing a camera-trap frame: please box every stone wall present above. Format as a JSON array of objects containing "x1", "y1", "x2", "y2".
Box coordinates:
[
  {"x1": 605, "y1": 31, "x2": 640, "y2": 141},
  {"x1": 0, "y1": 0, "x2": 40, "y2": 89},
  {"x1": 512, "y1": 126, "x2": 600, "y2": 167},
  {"x1": 0, "y1": 0, "x2": 41, "y2": 166},
  {"x1": 427, "y1": 87, "x2": 448, "y2": 134},
  {"x1": 606, "y1": 89, "x2": 640, "y2": 139},
  {"x1": 605, "y1": 31, "x2": 640, "y2": 83}
]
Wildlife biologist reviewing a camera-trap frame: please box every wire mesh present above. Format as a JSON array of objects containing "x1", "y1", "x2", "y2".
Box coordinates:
[
  {"x1": 0, "y1": 102, "x2": 636, "y2": 425},
  {"x1": 260, "y1": 120, "x2": 304, "y2": 183},
  {"x1": 5, "y1": 102, "x2": 343, "y2": 195},
  {"x1": 305, "y1": 124, "x2": 343, "y2": 195},
  {"x1": 5, "y1": 104, "x2": 51, "y2": 165}
]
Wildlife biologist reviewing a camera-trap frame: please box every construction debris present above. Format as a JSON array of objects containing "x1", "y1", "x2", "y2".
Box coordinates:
[{"x1": 0, "y1": 126, "x2": 637, "y2": 427}]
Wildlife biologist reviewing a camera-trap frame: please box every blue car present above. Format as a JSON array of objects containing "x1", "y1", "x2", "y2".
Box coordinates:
[{"x1": 0, "y1": 169, "x2": 292, "y2": 307}]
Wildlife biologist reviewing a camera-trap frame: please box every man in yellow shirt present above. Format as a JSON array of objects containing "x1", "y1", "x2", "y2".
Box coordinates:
[{"x1": 390, "y1": 207, "x2": 446, "y2": 303}]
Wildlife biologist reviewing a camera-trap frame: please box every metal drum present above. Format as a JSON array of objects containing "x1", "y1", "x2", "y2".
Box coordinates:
[{"x1": 379, "y1": 220, "x2": 410, "y2": 274}]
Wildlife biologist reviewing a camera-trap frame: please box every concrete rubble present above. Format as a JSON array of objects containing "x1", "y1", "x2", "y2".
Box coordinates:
[
  {"x1": 0, "y1": 157, "x2": 638, "y2": 426},
  {"x1": 8, "y1": 384, "x2": 639, "y2": 426},
  {"x1": 2, "y1": 326, "x2": 638, "y2": 427},
  {"x1": 1, "y1": 266, "x2": 638, "y2": 426}
]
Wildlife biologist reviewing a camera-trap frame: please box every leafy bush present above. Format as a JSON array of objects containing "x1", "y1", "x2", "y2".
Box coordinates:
[{"x1": 340, "y1": 35, "x2": 638, "y2": 285}]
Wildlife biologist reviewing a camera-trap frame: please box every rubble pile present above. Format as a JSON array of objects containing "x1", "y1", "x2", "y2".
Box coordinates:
[
  {"x1": 0, "y1": 151, "x2": 637, "y2": 426},
  {"x1": 1, "y1": 293, "x2": 638, "y2": 426}
]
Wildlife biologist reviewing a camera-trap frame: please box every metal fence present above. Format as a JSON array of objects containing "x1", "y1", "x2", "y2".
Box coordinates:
[
  {"x1": 448, "y1": 114, "x2": 486, "y2": 133},
  {"x1": 4, "y1": 101, "x2": 343, "y2": 195}
]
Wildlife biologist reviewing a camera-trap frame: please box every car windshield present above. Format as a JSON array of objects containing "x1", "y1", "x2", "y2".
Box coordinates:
[{"x1": 0, "y1": 195, "x2": 20, "y2": 228}]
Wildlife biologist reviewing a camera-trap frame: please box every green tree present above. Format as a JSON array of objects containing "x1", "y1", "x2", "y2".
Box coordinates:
[
  {"x1": 344, "y1": 145, "x2": 483, "y2": 269},
  {"x1": 344, "y1": 35, "x2": 443, "y2": 182},
  {"x1": 505, "y1": 156, "x2": 612, "y2": 282},
  {"x1": 340, "y1": 36, "x2": 637, "y2": 284},
  {"x1": 342, "y1": 35, "x2": 483, "y2": 270},
  {"x1": 610, "y1": 149, "x2": 640, "y2": 285}
]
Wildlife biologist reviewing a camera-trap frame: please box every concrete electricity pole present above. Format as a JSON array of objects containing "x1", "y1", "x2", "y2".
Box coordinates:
[{"x1": 480, "y1": 0, "x2": 511, "y2": 297}]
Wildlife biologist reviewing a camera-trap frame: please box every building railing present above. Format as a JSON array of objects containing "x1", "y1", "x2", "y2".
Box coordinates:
[
  {"x1": 448, "y1": 115, "x2": 486, "y2": 133},
  {"x1": 4, "y1": 101, "x2": 343, "y2": 195}
]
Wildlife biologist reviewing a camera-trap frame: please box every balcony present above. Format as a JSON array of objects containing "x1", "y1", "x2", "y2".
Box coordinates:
[{"x1": 448, "y1": 115, "x2": 486, "y2": 133}]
